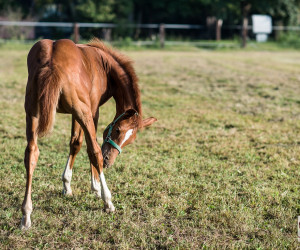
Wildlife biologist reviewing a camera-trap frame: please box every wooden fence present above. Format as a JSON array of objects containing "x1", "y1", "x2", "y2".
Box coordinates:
[{"x1": 0, "y1": 21, "x2": 299, "y2": 47}]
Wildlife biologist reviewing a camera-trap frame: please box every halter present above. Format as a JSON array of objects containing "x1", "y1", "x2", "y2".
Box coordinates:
[{"x1": 102, "y1": 112, "x2": 126, "y2": 154}]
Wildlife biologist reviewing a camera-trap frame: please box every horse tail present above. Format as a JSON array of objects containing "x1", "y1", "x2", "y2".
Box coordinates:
[{"x1": 36, "y1": 64, "x2": 61, "y2": 137}]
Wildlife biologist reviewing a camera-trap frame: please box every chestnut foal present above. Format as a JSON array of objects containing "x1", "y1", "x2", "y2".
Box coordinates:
[{"x1": 21, "y1": 39, "x2": 156, "y2": 229}]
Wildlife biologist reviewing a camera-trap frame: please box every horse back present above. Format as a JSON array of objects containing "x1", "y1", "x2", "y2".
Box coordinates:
[{"x1": 27, "y1": 39, "x2": 83, "y2": 75}]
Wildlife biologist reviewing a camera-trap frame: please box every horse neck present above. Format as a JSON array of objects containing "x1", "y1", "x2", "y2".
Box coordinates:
[
  {"x1": 110, "y1": 64, "x2": 141, "y2": 117},
  {"x1": 112, "y1": 80, "x2": 138, "y2": 115}
]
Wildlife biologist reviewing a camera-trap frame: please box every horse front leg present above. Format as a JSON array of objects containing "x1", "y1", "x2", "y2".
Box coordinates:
[
  {"x1": 90, "y1": 164, "x2": 102, "y2": 198},
  {"x1": 62, "y1": 116, "x2": 83, "y2": 196},
  {"x1": 99, "y1": 170, "x2": 115, "y2": 212},
  {"x1": 90, "y1": 110, "x2": 102, "y2": 198},
  {"x1": 21, "y1": 115, "x2": 39, "y2": 230},
  {"x1": 62, "y1": 114, "x2": 102, "y2": 197},
  {"x1": 74, "y1": 105, "x2": 115, "y2": 212}
]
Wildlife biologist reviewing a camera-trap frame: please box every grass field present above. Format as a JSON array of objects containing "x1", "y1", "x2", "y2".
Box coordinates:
[{"x1": 0, "y1": 43, "x2": 299, "y2": 248}]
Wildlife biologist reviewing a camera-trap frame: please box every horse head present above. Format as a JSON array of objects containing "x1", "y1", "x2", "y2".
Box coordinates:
[{"x1": 102, "y1": 109, "x2": 157, "y2": 168}]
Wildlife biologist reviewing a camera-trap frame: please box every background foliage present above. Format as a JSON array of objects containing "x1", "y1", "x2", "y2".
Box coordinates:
[
  {"x1": 0, "y1": 0, "x2": 300, "y2": 26},
  {"x1": 0, "y1": 1, "x2": 300, "y2": 41}
]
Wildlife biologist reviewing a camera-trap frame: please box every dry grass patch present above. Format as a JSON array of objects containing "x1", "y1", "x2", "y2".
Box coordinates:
[{"x1": 0, "y1": 44, "x2": 299, "y2": 248}]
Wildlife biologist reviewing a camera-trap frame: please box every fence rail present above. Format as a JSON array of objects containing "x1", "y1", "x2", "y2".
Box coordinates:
[
  {"x1": 1, "y1": 20, "x2": 300, "y2": 30},
  {"x1": 0, "y1": 21, "x2": 205, "y2": 29},
  {"x1": 0, "y1": 20, "x2": 299, "y2": 47}
]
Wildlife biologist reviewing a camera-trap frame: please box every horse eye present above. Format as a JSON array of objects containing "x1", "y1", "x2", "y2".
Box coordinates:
[{"x1": 115, "y1": 128, "x2": 120, "y2": 134}]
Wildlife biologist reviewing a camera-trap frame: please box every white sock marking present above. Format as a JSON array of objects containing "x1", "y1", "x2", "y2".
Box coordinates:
[
  {"x1": 21, "y1": 199, "x2": 32, "y2": 229},
  {"x1": 62, "y1": 157, "x2": 72, "y2": 195},
  {"x1": 100, "y1": 172, "x2": 115, "y2": 212},
  {"x1": 100, "y1": 172, "x2": 111, "y2": 201},
  {"x1": 91, "y1": 174, "x2": 101, "y2": 198}
]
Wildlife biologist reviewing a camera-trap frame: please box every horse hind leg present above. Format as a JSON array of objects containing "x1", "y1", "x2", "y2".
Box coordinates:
[
  {"x1": 21, "y1": 114, "x2": 39, "y2": 230},
  {"x1": 62, "y1": 116, "x2": 83, "y2": 196}
]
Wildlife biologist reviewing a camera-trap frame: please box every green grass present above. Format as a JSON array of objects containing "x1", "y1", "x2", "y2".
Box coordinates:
[{"x1": 0, "y1": 43, "x2": 299, "y2": 248}]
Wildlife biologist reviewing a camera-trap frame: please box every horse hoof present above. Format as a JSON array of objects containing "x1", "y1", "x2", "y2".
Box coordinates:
[
  {"x1": 20, "y1": 224, "x2": 31, "y2": 230},
  {"x1": 94, "y1": 191, "x2": 102, "y2": 198},
  {"x1": 62, "y1": 189, "x2": 72, "y2": 196},
  {"x1": 20, "y1": 217, "x2": 31, "y2": 230},
  {"x1": 105, "y1": 202, "x2": 115, "y2": 213}
]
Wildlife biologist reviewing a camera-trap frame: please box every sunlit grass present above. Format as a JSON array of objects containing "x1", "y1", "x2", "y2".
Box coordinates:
[{"x1": 0, "y1": 43, "x2": 299, "y2": 248}]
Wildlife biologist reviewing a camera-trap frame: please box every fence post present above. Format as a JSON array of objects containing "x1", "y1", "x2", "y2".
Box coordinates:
[
  {"x1": 274, "y1": 20, "x2": 283, "y2": 40},
  {"x1": 241, "y1": 1, "x2": 251, "y2": 48},
  {"x1": 216, "y1": 19, "x2": 223, "y2": 41},
  {"x1": 103, "y1": 28, "x2": 112, "y2": 42},
  {"x1": 242, "y1": 17, "x2": 248, "y2": 48},
  {"x1": 159, "y1": 23, "x2": 165, "y2": 48},
  {"x1": 206, "y1": 16, "x2": 216, "y2": 40},
  {"x1": 73, "y1": 23, "x2": 79, "y2": 44}
]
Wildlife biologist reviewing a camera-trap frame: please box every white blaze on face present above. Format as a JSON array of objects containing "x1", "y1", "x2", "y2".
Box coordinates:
[{"x1": 120, "y1": 129, "x2": 133, "y2": 146}]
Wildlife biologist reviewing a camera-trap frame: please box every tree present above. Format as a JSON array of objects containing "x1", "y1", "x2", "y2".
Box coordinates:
[{"x1": 76, "y1": 0, "x2": 115, "y2": 22}]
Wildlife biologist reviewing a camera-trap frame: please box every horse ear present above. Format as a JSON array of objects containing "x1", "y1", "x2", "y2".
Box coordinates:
[
  {"x1": 124, "y1": 109, "x2": 138, "y2": 118},
  {"x1": 142, "y1": 117, "x2": 157, "y2": 128}
]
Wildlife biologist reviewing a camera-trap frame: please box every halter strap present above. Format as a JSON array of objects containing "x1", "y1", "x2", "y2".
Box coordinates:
[
  {"x1": 102, "y1": 112, "x2": 126, "y2": 154},
  {"x1": 105, "y1": 138, "x2": 122, "y2": 154}
]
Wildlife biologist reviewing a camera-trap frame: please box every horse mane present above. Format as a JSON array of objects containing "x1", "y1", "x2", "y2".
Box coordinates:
[{"x1": 87, "y1": 38, "x2": 142, "y2": 125}]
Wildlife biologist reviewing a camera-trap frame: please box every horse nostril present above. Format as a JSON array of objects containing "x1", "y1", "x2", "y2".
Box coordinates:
[
  {"x1": 103, "y1": 155, "x2": 110, "y2": 168},
  {"x1": 104, "y1": 155, "x2": 109, "y2": 162}
]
